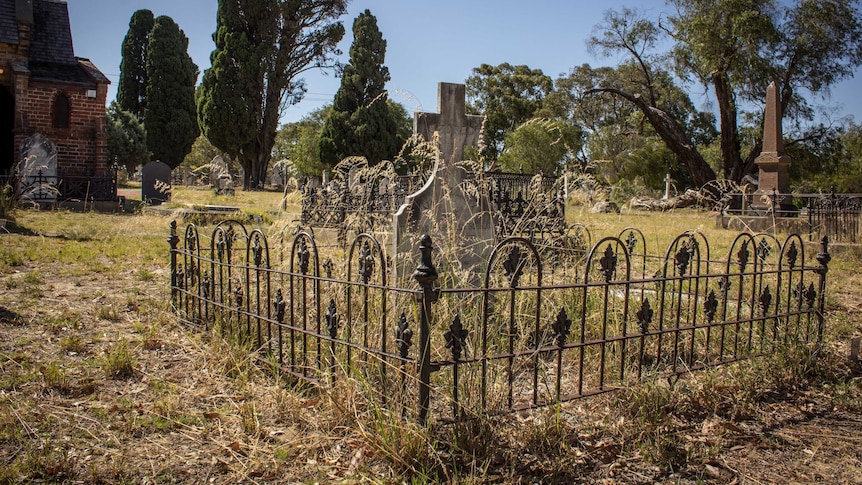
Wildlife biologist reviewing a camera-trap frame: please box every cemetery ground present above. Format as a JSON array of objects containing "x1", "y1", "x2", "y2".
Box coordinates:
[{"x1": 0, "y1": 187, "x2": 861, "y2": 484}]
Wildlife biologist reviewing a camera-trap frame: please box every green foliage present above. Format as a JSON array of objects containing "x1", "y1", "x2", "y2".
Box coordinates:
[
  {"x1": 466, "y1": 63, "x2": 553, "y2": 160},
  {"x1": 788, "y1": 122, "x2": 862, "y2": 192},
  {"x1": 144, "y1": 16, "x2": 199, "y2": 169},
  {"x1": 274, "y1": 105, "x2": 330, "y2": 177},
  {"x1": 107, "y1": 102, "x2": 150, "y2": 173},
  {"x1": 498, "y1": 118, "x2": 583, "y2": 174},
  {"x1": 319, "y1": 9, "x2": 400, "y2": 169},
  {"x1": 183, "y1": 135, "x2": 231, "y2": 171},
  {"x1": 117, "y1": 9, "x2": 154, "y2": 118},
  {"x1": 198, "y1": 0, "x2": 347, "y2": 189},
  {"x1": 667, "y1": 0, "x2": 862, "y2": 181},
  {"x1": 101, "y1": 339, "x2": 137, "y2": 379}
]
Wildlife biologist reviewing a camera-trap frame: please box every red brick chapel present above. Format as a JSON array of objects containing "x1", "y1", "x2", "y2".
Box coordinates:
[{"x1": 0, "y1": 0, "x2": 110, "y2": 176}]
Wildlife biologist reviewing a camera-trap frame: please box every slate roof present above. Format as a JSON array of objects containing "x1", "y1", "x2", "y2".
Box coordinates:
[
  {"x1": 0, "y1": 0, "x2": 19, "y2": 45},
  {"x1": 1, "y1": 0, "x2": 109, "y2": 86},
  {"x1": 29, "y1": 0, "x2": 76, "y2": 65}
]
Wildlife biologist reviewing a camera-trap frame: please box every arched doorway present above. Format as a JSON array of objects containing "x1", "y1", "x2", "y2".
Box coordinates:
[{"x1": 0, "y1": 86, "x2": 13, "y2": 174}]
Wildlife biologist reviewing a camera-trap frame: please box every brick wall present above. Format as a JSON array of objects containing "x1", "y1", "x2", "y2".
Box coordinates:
[{"x1": 12, "y1": 80, "x2": 108, "y2": 176}]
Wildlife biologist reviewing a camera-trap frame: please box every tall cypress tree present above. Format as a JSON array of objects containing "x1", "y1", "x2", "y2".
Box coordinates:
[
  {"x1": 198, "y1": 0, "x2": 347, "y2": 190},
  {"x1": 144, "y1": 16, "x2": 199, "y2": 168},
  {"x1": 319, "y1": 9, "x2": 399, "y2": 168},
  {"x1": 117, "y1": 9, "x2": 154, "y2": 119}
]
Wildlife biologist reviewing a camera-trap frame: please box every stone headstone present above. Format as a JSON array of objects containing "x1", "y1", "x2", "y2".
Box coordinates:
[
  {"x1": 591, "y1": 201, "x2": 620, "y2": 214},
  {"x1": 754, "y1": 81, "x2": 795, "y2": 213},
  {"x1": 182, "y1": 166, "x2": 196, "y2": 186},
  {"x1": 393, "y1": 83, "x2": 490, "y2": 283},
  {"x1": 414, "y1": 83, "x2": 484, "y2": 168},
  {"x1": 17, "y1": 133, "x2": 57, "y2": 202},
  {"x1": 141, "y1": 160, "x2": 172, "y2": 205},
  {"x1": 209, "y1": 155, "x2": 229, "y2": 187}
]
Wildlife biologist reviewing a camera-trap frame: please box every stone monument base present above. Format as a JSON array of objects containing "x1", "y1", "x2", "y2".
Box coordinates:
[{"x1": 716, "y1": 213, "x2": 809, "y2": 234}]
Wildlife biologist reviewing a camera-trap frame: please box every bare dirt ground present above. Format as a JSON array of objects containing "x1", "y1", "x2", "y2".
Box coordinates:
[{"x1": 0, "y1": 210, "x2": 860, "y2": 484}]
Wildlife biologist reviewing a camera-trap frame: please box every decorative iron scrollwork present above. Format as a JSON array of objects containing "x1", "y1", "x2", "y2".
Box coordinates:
[
  {"x1": 737, "y1": 240, "x2": 750, "y2": 272},
  {"x1": 785, "y1": 241, "x2": 798, "y2": 269},
  {"x1": 185, "y1": 226, "x2": 196, "y2": 252},
  {"x1": 325, "y1": 299, "x2": 338, "y2": 339},
  {"x1": 756, "y1": 238, "x2": 771, "y2": 262},
  {"x1": 251, "y1": 233, "x2": 263, "y2": 267},
  {"x1": 322, "y1": 258, "x2": 334, "y2": 279},
  {"x1": 273, "y1": 289, "x2": 285, "y2": 323},
  {"x1": 358, "y1": 241, "x2": 374, "y2": 284},
  {"x1": 297, "y1": 238, "x2": 310, "y2": 275},
  {"x1": 552, "y1": 308, "x2": 572, "y2": 347},
  {"x1": 445, "y1": 315, "x2": 469, "y2": 362},
  {"x1": 793, "y1": 282, "x2": 817, "y2": 309},
  {"x1": 201, "y1": 271, "x2": 210, "y2": 299},
  {"x1": 758, "y1": 286, "x2": 772, "y2": 315},
  {"x1": 624, "y1": 231, "x2": 637, "y2": 255},
  {"x1": 216, "y1": 232, "x2": 226, "y2": 262},
  {"x1": 503, "y1": 246, "x2": 525, "y2": 288},
  {"x1": 637, "y1": 298, "x2": 653, "y2": 334},
  {"x1": 675, "y1": 242, "x2": 691, "y2": 275},
  {"x1": 704, "y1": 289, "x2": 718, "y2": 323},
  {"x1": 395, "y1": 313, "x2": 413, "y2": 359},
  {"x1": 600, "y1": 244, "x2": 617, "y2": 282},
  {"x1": 175, "y1": 265, "x2": 185, "y2": 290}
]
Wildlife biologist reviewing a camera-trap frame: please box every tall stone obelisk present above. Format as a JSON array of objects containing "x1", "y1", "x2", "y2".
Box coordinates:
[{"x1": 753, "y1": 81, "x2": 795, "y2": 213}]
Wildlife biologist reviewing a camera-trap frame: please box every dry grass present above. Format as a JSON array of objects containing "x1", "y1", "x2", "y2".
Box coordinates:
[{"x1": 0, "y1": 200, "x2": 859, "y2": 483}]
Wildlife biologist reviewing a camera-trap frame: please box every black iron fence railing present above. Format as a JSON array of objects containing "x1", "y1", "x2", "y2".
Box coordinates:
[
  {"x1": 169, "y1": 221, "x2": 830, "y2": 424},
  {"x1": 722, "y1": 191, "x2": 862, "y2": 243},
  {"x1": 0, "y1": 170, "x2": 118, "y2": 202}
]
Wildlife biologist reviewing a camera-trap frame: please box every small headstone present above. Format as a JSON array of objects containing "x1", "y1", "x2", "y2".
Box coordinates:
[
  {"x1": 17, "y1": 133, "x2": 57, "y2": 202},
  {"x1": 141, "y1": 160, "x2": 172, "y2": 205},
  {"x1": 182, "y1": 166, "x2": 196, "y2": 186}
]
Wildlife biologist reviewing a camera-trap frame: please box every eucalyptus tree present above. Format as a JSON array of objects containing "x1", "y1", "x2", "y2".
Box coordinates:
[{"x1": 465, "y1": 63, "x2": 554, "y2": 160}]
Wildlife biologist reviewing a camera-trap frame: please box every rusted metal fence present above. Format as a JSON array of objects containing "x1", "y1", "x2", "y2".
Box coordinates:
[
  {"x1": 0, "y1": 169, "x2": 118, "y2": 202},
  {"x1": 723, "y1": 191, "x2": 862, "y2": 243},
  {"x1": 170, "y1": 221, "x2": 830, "y2": 424}
]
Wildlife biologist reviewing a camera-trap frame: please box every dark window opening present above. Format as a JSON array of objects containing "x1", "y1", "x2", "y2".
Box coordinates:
[{"x1": 53, "y1": 92, "x2": 70, "y2": 128}]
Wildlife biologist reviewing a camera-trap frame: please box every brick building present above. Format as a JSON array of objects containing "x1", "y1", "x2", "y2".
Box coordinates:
[{"x1": 0, "y1": 0, "x2": 110, "y2": 177}]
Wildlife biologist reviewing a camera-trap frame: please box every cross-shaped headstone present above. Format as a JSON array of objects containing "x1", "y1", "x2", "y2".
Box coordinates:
[{"x1": 414, "y1": 82, "x2": 484, "y2": 169}]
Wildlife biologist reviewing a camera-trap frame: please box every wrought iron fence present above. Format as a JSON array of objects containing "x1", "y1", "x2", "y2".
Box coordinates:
[
  {"x1": 722, "y1": 191, "x2": 862, "y2": 243},
  {"x1": 170, "y1": 221, "x2": 830, "y2": 424},
  {"x1": 0, "y1": 169, "x2": 118, "y2": 202}
]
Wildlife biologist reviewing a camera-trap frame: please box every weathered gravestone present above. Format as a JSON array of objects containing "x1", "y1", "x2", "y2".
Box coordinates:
[
  {"x1": 208, "y1": 155, "x2": 229, "y2": 187},
  {"x1": 17, "y1": 133, "x2": 57, "y2": 202},
  {"x1": 753, "y1": 81, "x2": 795, "y2": 213},
  {"x1": 141, "y1": 160, "x2": 172, "y2": 205},
  {"x1": 392, "y1": 83, "x2": 490, "y2": 282}
]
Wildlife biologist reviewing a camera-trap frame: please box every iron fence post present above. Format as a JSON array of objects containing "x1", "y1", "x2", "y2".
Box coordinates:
[
  {"x1": 168, "y1": 220, "x2": 179, "y2": 304},
  {"x1": 413, "y1": 234, "x2": 438, "y2": 426},
  {"x1": 816, "y1": 235, "x2": 831, "y2": 344}
]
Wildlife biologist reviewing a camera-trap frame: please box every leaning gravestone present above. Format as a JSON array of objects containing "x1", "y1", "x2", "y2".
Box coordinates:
[
  {"x1": 17, "y1": 133, "x2": 57, "y2": 202},
  {"x1": 141, "y1": 160, "x2": 172, "y2": 205},
  {"x1": 209, "y1": 155, "x2": 228, "y2": 187}
]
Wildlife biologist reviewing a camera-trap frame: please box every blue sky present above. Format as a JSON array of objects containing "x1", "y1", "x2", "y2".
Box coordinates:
[{"x1": 67, "y1": 0, "x2": 862, "y2": 127}]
